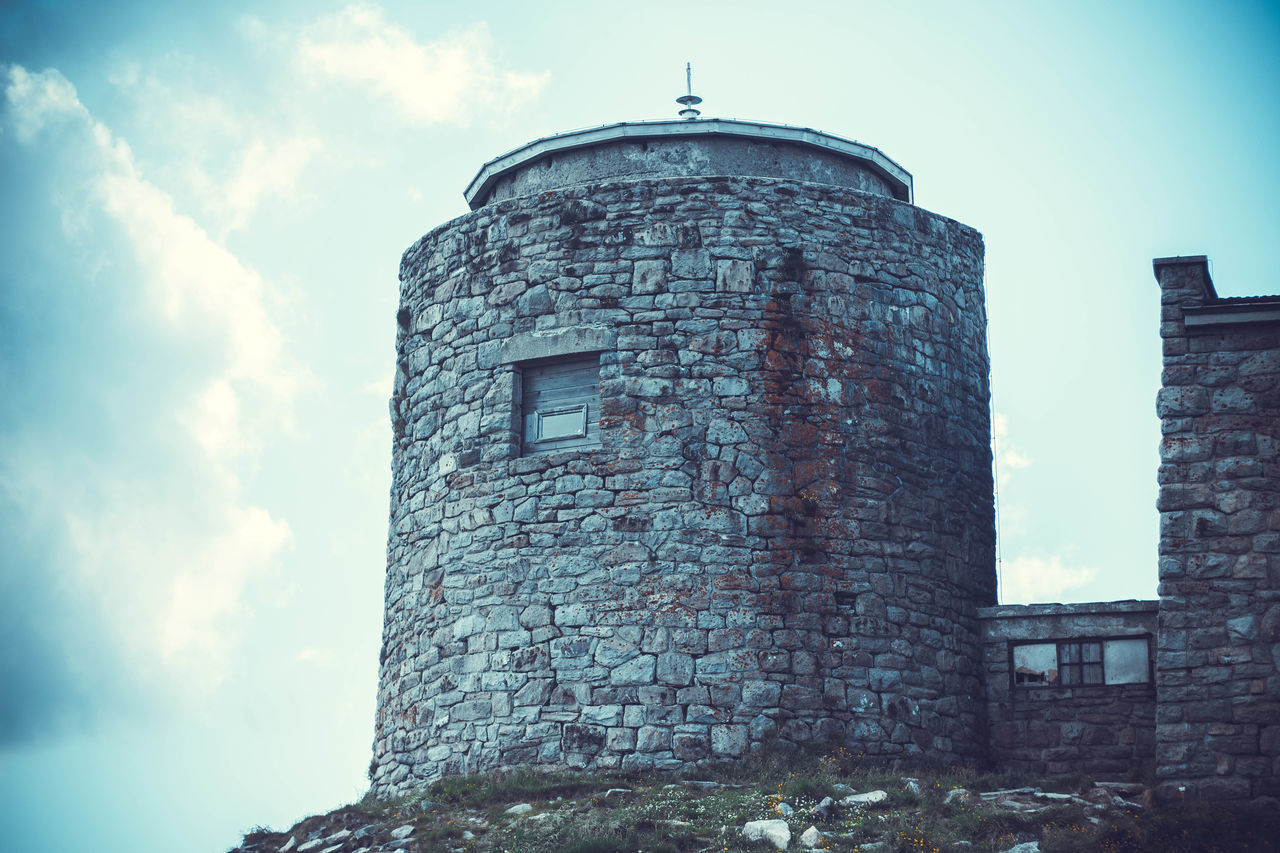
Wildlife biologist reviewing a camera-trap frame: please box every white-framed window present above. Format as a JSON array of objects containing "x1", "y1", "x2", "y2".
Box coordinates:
[
  {"x1": 520, "y1": 355, "x2": 601, "y2": 454},
  {"x1": 1011, "y1": 637, "x2": 1150, "y2": 688}
]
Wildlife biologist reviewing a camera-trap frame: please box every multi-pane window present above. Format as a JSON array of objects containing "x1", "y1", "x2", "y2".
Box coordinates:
[
  {"x1": 1011, "y1": 637, "x2": 1149, "y2": 688},
  {"x1": 1057, "y1": 641, "x2": 1103, "y2": 685},
  {"x1": 520, "y1": 355, "x2": 601, "y2": 454}
]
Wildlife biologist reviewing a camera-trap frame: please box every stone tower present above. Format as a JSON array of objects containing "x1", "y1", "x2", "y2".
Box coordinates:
[{"x1": 372, "y1": 117, "x2": 996, "y2": 795}]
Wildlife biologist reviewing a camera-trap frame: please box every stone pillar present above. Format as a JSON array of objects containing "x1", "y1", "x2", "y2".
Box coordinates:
[{"x1": 1154, "y1": 255, "x2": 1280, "y2": 802}]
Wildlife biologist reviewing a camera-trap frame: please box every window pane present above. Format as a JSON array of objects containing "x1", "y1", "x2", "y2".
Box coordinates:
[
  {"x1": 1060, "y1": 643, "x2": 1079, "y2": 664},
  {"x1": 1060, "y1": 664, "x2": 1080, "y2": 686},
  {"x1": 1083, "y1": 663, "x2": 1104, "y2": 684},
  {"x1": 1104, "y1": 638, "x2": 1150, "y2": 685},
  {"x1": 1013, "y1": 643, "x2": 1058, "y2": 686},
  {"x1": 1082, "y1": 642, "x2": 1102, "y2": 662},
  {"x1": 538, "y1": 406, "x2": 587, "y2": 440}
]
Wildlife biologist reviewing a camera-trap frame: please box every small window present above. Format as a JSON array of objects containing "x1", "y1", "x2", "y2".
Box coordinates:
[
  {"x1": 521, "y1": 355, "x2": 601, "y2": 454},
  {"x1": 1012, "y1": 637, "x2": 1149, "y2": 688}
]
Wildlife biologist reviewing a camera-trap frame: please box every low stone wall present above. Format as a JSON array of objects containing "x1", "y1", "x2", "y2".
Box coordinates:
[{"x1": 979, "y1": 601, "x2": 1157, "y2": 779}]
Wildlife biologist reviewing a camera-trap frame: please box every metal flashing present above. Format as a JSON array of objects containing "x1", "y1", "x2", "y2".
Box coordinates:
[
  {"x1": 1183, "y1": 302, "x2": 1280, "y2": 328},
  {"x1": 464, "y1": 118, "x2": 914, "y2": 208}
]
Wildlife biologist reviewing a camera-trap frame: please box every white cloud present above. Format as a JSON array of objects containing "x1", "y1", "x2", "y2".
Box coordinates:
[
  {"x1": 3, "y1": 65, "x2": 88, "y2": 141},
  {"x1": 992, "y1": 411, "x2": 1030, "y2": 489},
  {"x1": 297, "y1": 6, "x2": 548, "y2": 125},
  {"x1": 296, "y1": 648, "x2": 333, "y2": 665},
  {"x1": 222, "y1": 136, "x2": 321, "y2": 234},
  {"x1": 3, "y1": 63, "x2": 302, "y2": 684},
  {"x1": 159, "y1": 505, "x2": 293, "y2": 670},
  {"x1": 105, "y1": 59, "x2": 320, "y2": 237},
  {"x1": 1000, "y1": 552, "x2": 1099, "y2": 604}
]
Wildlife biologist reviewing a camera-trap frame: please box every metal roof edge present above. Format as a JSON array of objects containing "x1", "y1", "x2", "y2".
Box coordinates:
[{"x1": 463, "y1": 118, "x2": 914, "y2": 208}]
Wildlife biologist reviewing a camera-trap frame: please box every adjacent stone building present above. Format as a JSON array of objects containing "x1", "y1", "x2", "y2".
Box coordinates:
[
  {"x1": 370, "y1": 118, "x2": 1279, "y2": 802},
  {"x1": 1153, "y1": 256, "x2": 1280, "y2": 802},
  {"x1": 979, "y1": 601, "x2": 1157, "y2": 780}
]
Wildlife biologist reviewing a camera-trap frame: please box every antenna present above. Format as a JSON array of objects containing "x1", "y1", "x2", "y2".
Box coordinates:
[{"x1": 676, "y1": 62, "x2": 702, "y2": 120}]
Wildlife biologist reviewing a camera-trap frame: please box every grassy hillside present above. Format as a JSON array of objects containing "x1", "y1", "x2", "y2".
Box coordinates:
[{"x1": 229, "y1": 749, "x2": 1279, "y2": 853}]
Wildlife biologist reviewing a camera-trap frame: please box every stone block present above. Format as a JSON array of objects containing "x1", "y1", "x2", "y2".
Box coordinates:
[
  {"x1": 716, "y1": 259, "x2": 754, "y2": 293},
  {"x1": 610, "y1": 655, "x2": 656, "y2": 686},
  {"x1": 671, "y1": 249, "x2": 711, "y2": 279},
  {"x1": 656, "y1": 653, "x2": 694, "y2": 686},
  {"x1": 711, "y1": 724, "x2": 749, "y2": 756}
]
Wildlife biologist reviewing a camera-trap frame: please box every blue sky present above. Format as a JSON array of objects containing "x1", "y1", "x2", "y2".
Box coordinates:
[{"x1": 2, "y1": 2, "x2": 1278, "y2": 851}]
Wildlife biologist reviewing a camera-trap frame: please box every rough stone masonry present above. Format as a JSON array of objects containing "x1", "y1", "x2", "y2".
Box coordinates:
[
  {"x1": 1153, "y1": 256, "x2": 1280, "y2": 802},
  {"x1": 370, "y1": 121, "x2": 996, "y2": 796}
]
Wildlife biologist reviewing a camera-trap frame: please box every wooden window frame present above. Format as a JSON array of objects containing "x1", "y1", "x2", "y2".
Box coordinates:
[
  {"x1": 1009, "y1": 634, "x2": 1152, "y2": 690},
  {"x1": 518, "y1": 354, "x2": 602, "y2": 456}
]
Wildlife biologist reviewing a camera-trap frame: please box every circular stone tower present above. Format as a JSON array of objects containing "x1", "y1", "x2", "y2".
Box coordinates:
[{"x1": 372, "y1": 118, "x2": 995, "y2": 795}]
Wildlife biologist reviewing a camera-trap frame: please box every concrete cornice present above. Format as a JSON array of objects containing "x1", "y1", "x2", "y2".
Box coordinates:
[
  {"x1": 978, "y1": 600, "x2": 1159, "y2": 620},
  {"x1": 464, "y1": 118, "x2": 914, "y2": 208}
]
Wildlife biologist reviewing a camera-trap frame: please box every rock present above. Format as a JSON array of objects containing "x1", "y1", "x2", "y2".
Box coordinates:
[
  {"x1": 602, "y1": 787, "x2": 633, "y2": 800},
  {"x1": 944, "y1": 787, "x2": 972, "y2": 805},
  {"x1": 390, "y1": 824, "x2": 416, "y2": 840},
  {"x1": 1095, "y1": 781, "x2": 1145, "y2": 796},
  {"x1": 683, "y1": 780, "x2": 722, "y2": 790},
  {"x1": 901, "y1": 777, "x2": 922, "y2": 796},
  {"x1": 979, "y1": 787, "x2": 1035, "y2": 800},
  {"x1": 280, "y1": 838, "x2": 297, "y2": 852},
  {"x1": 808, "y1": 796, "x2": 834, "y2": 818},
  {"x1": 297, "y1": 840, "x2": 326, "y2": 852},
  {"x1": 775, "y1": 801, "x2": 794, "y2": 816},
  {"x1": 461, "y1": 830, "x2": 475, "y2": 841},
  {"x1": 799, "y1": 825, "x2": 825, "y2": 848},
  {"x1": 831, "y1": 783, "x2": 854, "y2": 795},
  {"x1": 999, "y1": 843, "x2": 1040, "y2": 853},
  {"x1": 839, "y1": 789, "x2": 888, "y2": 806},
  {"x1": 505, "y1": 803, "x2": 534, "y2": 815},
  {"x1": 743, "y1": 819, "x2": 791, "y2": 850}
]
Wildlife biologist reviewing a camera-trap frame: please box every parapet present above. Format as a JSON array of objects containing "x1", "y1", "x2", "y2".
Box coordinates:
[{"x1": 464, "y1": 118, "x2": 913, "y2": 208}]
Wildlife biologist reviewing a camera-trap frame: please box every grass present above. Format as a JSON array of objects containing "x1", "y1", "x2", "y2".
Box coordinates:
[{"x1": 245, "y1": 749, "x2": 1280, "y2": 853}]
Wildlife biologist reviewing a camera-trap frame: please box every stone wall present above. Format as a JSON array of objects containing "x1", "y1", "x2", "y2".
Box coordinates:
[
  {"x1": 1154, "y1": 255, "x2": 1280, "y2": 802},
  {"x1": 979, "y1": 602, "x2": 1157, "y2": 779},
  {"x1": 371, "y1": 175, "x2": 995, "y2": 795}
]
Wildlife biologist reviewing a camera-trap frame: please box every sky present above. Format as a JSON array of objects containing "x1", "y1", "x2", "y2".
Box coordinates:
[{"x1": 1, "y1": 1, "x2": 1277, "y2": 851}]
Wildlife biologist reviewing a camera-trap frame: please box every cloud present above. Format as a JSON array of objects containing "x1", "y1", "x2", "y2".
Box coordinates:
[
  {"x1": 105, "y1": 58, "x2": 321, "y2": 238},
  {"x1": 297, "y1": 6, "x2": 548, "y2": 125},
  {"x1": 1, "y1": 63, "x2": 302, "y2": 733},
  {"x1": 158, "y1": 505, "x2": 293, "y2": 670},
  {"x1": 221, "y1": 135, "x2": 321, "y2": 234},
  {"x1": 0, "y1": 477, "x2": 119, "y2": 747},
  {"x1": 98, "y1": 155, "x2": 302, "y2": 415},
  {"x1": 3, "y1": 64, "x2": 87, "y2": 142},
  {"x1": 1000, "y1": 552, "x2": 1099, "y2": 604},
  {"x1": 992, "y1": 411, "x2": 1030, "y2": 489}
]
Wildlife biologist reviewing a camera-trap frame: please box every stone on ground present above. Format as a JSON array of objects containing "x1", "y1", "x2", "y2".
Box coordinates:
[
  {"x1": 742, "y1": 819, "x2": 791, "y2": 850},
  {"x1": 839, "y1": 789, "x2": 888, "y2": 806}
]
